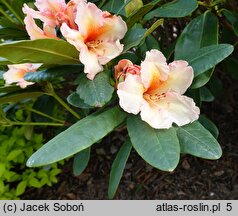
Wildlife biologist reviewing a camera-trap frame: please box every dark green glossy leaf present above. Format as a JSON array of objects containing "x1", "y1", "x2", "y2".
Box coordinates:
[
  {"x1": 144, "y1": 0, "x2": 198, "y2": 20},
  {"x1": 199, "y1": 86, "x2": 214, "y2": 102},
  {"x1": 191, "y1": 69, "x2": 214, "y2": 89},
  {"x1": 76, "y1": 72, "x2": 114, "y2": 107},
  {"x1": 199, "y1": 115, "x2": 219, "y2": 139},
  {"x1": 102, "y1": 0, "x2": 130, "y2": 16},
  {"x1": 175, "y1": 11, "x2": 219, "y2": 85},
  {"x1": 24, "y1": 65, "x2": 83, "y2": 82},
  {"x1": 0, "y1": 39, "x2": 79, "y2": 65},
  {"x1": 187, "y1": 44, "x2": 234, "y2": 77},
  {"x1": 108, "y1": 139, "x2": 132, "y2": 199},
  {"x1": 127, "y1": 115, "x2": 180, "y2": 171},
  {"x1": 73, "y1": 148, "x2": 91, "y2": 176},
  {"x1": 208, "y1": 75, "x2": 223, "y2": 98},
  {"x1": 177, "y1": 121, "x2": 222, "y2": 159},
  {"x1": 175, "y1": 11, "x2": 218, "y2": 60},
  {"x1": 223, "y1": 9, "x2": 238, "y2": 36},
  {"x1": 27, "y1": 107, "x2": 127, "y2": 167},
  {"x1": 67, "y1": 92, "x2": 92, "y2": 109},
  {"x1": 122, "y1": 24, "x2": 146, "y2": 52}
]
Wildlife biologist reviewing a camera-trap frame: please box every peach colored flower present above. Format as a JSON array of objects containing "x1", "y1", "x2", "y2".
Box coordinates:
[
  {"x1": 3, "y1": 64, "x2": 41, "y2": 88},
  {"x1": 117, "y1": 50, "x2": 200, "y2": 129},
  {"x1": 23, "y1": 15, "x2": 58, "y2": 40},
  {"x1": 22, "y1": 0, "x2": 83, "y2": 39},
  {"x1": 60, "y1": 1, "x2": 127, "y2": 80}
]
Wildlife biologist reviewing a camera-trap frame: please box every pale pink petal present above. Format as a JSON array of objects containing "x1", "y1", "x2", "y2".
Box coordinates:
[
  {"x1": 97, "y1": 40, "x2": 124, "y2": 65},
  {"x1": 35, "y1": 0, "x2": 66, "y2": 13},
  {"x1": 98, "y1": 14, "x2": 127, "y2": 41},
  {"x1": 140, "y1": 102, "x2": 173, "y2": 129},
  {"x1": 43, "y1": 24, "x2": 58, "y2": 38},
  {"x1": 117, "y1": 74, "x2": 146, "y2": 114},
  {"x1": 3, "y1": 69, "x2": 24, "y2": 84},
  {"x1": 140, "y1": 92, "x2": 200, "y2": 129},
  {"x1": 79, "y1": 48, "x2": 104, "y2": 80},
  {"x1": 141, "y1": 49, "x2": 169, "y2": 93},
  {"x1": 157, "y1": 60, "x2": 194, "y2": 95},
  {"x1": 75, "y1": 2, "x2": 104, "y2": 36},
  {"x1": 60, "y1": 23, "x2": 84, "y2": 50},
  {"x1": 23, "y1": 3, "x2": 55, "y2": 26},
  {"x1": 17, "y1": 80, "x2": 35, "y2": 88},
  {"x1": 27, "y1": 63, "x2": 42, "y2": 71},
  {"x1": 24, "y1": 15, "x2": 54, "y2": 39},
  {"x1": 3, "y1": 64, "x2": 41, "y2": 88}
]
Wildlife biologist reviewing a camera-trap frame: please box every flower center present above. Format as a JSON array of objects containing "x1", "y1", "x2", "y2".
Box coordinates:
[
  {"x1": 143, "y1": 93, "x2": 166, "y2": 103},
  {"x1": 86, "y1": 40, "x2": 103, "y2": 49}
]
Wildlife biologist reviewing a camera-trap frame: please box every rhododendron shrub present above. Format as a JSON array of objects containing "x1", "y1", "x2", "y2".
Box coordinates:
[{"x1": 0, "y1": 0, "x2": 236, "y2": 198}]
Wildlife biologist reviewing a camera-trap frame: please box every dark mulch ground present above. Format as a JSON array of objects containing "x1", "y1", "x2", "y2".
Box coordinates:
[{"x1": 23, "y1": 74, "x2": 238, "y2": 200}]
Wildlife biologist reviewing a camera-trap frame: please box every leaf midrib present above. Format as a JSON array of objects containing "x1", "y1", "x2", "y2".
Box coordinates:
[
  {"x1": 188, "y1": 45, "x2": 230, "y2": 63},
  {"x1": 179, "y1": 127, "x2": 220, "y2": 158},
  {"x1": 3, "y1": 45, "x2": 79, "y2": 62}
]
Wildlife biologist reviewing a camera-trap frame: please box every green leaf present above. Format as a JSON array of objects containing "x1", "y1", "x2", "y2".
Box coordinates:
[
  {"x1": 122, "y1": 24, "x2": 146, "y2": 52},
  {"x1": 73, "y1": 148, "x2": 91, "y2": 176},
  {"x1": 76, "y1": 72, "x2": 114, "y2": 107},
  {"x1": 15, "y1": 181, "x2": 27, "y2": 196},
  {"x1": 176, "y1": 121, "x2": 222, "y2": 159},
  {"x1": 199, "y1": 86, "x2": 214, "y2": 102},
  {"x1": 27, "y1": 107, "x2": 127, "y2": 167},
  {"x1": 127, "y1": 115, "x2": 180, "y2": 171},
  {"x1": 187, "y1": 44, "x2": 234, "y2": 77},
  {"x1": 29, "y1": 177, "x2": 42, "y2": 188},
  {"x1": 102, "y1": 0, "x2": 130, "y2": 16},
  {"x1": 175, "y1": 11, "x2": 219, "y2": 60},
  {"x1": 24, "y1": 65, "x2": 83, "y2": 82},
  {"x1": 175, "y1": 11, "x2": 218, "y2": 85},
  {"x1": 127, "y1": 0, "x2": 161, "y2": 28},
  {"x1": 223, "y1": 9, "x2": 238, "y2": 36},
  {"x1": 144, "y1": 0, "x2": 198, "y2": 20},
  {"x1": 143, "y1": 18, "x2": 164, "y2": 39},
  {"x1": 108, "y1": 139, "x2": 132, "y2": 199},
  {"x1": 67, "y1": 92, "x2": 92, "y2": 109},
  {"x1": 191, "y1": 69, "x2": 214, "y2": 89},
  {"x1": 0, "y1": 39, "x2": 79, "y2": 65},
  {"x1": 199, "y1": 115, "x2": 219, "y2": 139},
  {"x1": 0, "y1": 28, "x2": 28, "y2": 40},
  {"x1": 0, "y1": 107, "x2": 9, "y2": 123},
  {"x1": 0, "y1": 91, "x2": 44, "y2": 104},
  {"x1": 0, "y1": 85, "x2": 21, "y2": 94},
  {"x1": 125, "y1": 0, "x2": 143, "y2": 17},
  {"x1": 7, "y1": 150, "x2": 22, "y2": 161}
]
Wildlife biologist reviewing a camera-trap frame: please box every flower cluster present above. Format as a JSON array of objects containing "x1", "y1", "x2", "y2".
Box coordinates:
[
  {"x1": 2, "y1": 1, "x2": 200, "y2": 129},
  {"x1": 22, "y1": 0, "x2": 127, "y2": 80},
  {"x1": 115, "y1": 50, "x2": 200, "y2": 129}
]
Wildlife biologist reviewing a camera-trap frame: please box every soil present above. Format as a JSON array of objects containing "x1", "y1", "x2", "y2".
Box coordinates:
[{"x1": 23, "y1": 73, "x2": 238, "y2": 200}]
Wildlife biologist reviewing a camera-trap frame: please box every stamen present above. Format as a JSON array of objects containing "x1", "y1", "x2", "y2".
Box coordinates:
[
  {"x1": 144, "y1": 93, "x2": 166, "y2": 101},
  {"x1": 86, "y1": 40, "x2": 103, "y2": 48}
]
